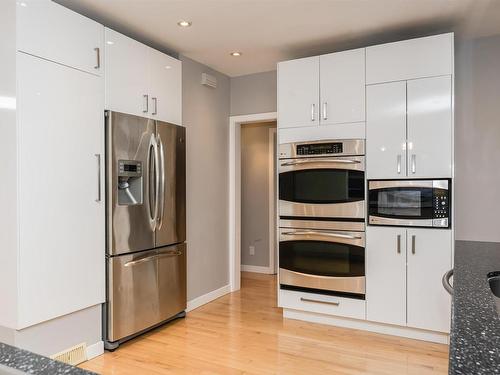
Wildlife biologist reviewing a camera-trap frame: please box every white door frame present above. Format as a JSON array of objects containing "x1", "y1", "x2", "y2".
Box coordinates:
[
  {"x1": 229, "y1": 112, "x2": 277, "y2": 292},
  {"x1": 268, "y1": 127, "x2": 278, "y2": 274}
]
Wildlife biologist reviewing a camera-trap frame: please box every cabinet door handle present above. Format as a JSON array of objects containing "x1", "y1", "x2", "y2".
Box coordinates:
[
  {"x1": 411, "y1": 235, "x2": 416, "y2": 254},
  {"x1": 411, "y1": 154, "x2": 416, "y2": 174},
  {"x1": 95, "y1": 154, "x2": 101, "y2": 202},
  {"x1": 143, "y1": 94, "x2": 149, "y2": 113},
  {"x1": 152, "y1": 97, "x2": 158, "y2": 115},
  {"x1": 300, "y1": 297, "x2": 339, "y2": 306},
  {"x1": 397, "y1": 234, "x2": 401, "y2": 254},
  {"x1": 311, "y1": 104, "x2": 315, "y2": 121},
  {"x1": 397, "y1": 154, "x2": 401, "y2": 174},
  {"x1": 94, "y1": 47, "x2": 100, "y2": 69},
  {"x1": 322, "y1": 102, "x2": 328, "y2": 120}
]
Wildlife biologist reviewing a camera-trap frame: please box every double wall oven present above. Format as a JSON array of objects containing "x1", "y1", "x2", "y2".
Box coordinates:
[{"x1": 278, "y1": 139, "x2": 366, "y2": 298}]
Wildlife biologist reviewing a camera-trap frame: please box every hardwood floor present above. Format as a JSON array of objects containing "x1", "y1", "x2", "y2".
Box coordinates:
[{"x1": 81, "y1": 272, "x2": 449, "y2": 374}]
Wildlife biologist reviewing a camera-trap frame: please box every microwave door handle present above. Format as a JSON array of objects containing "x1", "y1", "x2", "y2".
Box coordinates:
[
  {"x1": 280, "y1": 159, "x2": 360, "y2": 167},
  {"x1": 282, "y1": 231, "x2": 362, "y2": 240}
]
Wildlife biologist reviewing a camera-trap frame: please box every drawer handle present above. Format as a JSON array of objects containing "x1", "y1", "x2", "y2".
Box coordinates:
[{"x1": 300, "y1": 297, "x2": 339, "y2": 306}]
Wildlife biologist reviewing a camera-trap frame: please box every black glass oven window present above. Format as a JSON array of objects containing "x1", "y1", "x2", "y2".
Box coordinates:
[
  {"x1": 369, "y1": 187, "x2": 433, "y2": 220},
  {"x1": 279, "y1": 240, "x2": 364, "y2": 277},
  {"x1": 279, "y1": 169, "x2": 364, "y2": 204}
]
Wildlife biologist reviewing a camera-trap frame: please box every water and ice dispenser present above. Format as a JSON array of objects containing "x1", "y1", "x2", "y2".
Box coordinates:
[{"x1": 117, "y1": 160, "x2": 143, "y2": 205}]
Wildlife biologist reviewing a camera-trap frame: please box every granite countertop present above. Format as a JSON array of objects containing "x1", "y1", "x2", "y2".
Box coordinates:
[
  {"x1": 450, "y1": 241, "x2": 500, "y2": 374},
  {"x1": 0, "y1": 343, "x2": 96, "y2": 375}
]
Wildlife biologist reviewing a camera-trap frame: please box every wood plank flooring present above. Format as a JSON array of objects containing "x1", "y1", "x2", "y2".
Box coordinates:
[{"x1": 81, "y1": 272, "x2": 449, "y2": 374}]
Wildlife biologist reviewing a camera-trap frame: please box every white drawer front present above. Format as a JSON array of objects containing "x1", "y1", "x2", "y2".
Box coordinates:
[{"x1": 280, "y1": 289, "x2": 365, "y2": 320}]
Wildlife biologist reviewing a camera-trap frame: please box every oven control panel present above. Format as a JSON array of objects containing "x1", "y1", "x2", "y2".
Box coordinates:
[
  {"x1": 296, "y1": 142, "x2": 343, "y2": 156},
  {"x1": 433, "y1": 190, "x2": 449, "y2": 227}
]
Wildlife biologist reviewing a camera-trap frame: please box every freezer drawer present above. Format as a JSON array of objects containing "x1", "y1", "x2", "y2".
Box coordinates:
[{"x1": 158, "y1": 243, "x2": 187, "y2": 319}]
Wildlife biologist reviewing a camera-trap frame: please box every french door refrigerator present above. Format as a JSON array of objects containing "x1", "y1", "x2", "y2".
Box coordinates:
[{"x1": 104, "y1": 111, "x2": 186, "y2": 350}]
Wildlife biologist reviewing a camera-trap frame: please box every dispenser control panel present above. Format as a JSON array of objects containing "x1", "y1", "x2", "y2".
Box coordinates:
[{"x1": 118, "y1": 160, "x2": 142, "y2": 177}]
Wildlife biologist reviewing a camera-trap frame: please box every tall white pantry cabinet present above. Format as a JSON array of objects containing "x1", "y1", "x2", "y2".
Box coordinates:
[{"x1": 277, "y1": 33, "x2": 454, "y2": 342}]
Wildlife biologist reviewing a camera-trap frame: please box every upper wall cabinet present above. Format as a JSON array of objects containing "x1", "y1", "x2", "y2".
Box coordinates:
[
  {"x1": 16, "y1": 0, "x2": 103, "y2": 76},
  {"x1": 278, "y1": 49, "x2": 365, "y2": 129},
  {"x1": 278, "y1": 56, "x2": 320, "y2": 128},
  {"x1": 366, "y1": 33, "x2": 453, "y2": 84},
  {"x1": 105, "y1": 28, "x2": 182, "y2": 125}
]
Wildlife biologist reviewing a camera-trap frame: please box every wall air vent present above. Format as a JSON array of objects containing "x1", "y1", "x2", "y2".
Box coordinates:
[
  {"x1": 50, "y1": 342, "x2": 87, "y2": 366},
  {"x1": 201, "y1": 72, "x2": 217, "y2": 88}
]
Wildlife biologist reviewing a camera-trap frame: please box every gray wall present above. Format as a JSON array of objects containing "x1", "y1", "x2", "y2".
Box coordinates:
[
  {"x1": 240, "y1": 122, "x2": 276, "y2": 268},
  {"x1": 230, "y1": 71, "x2": 277, "y2": 116},
  {"x1": 181, "y1": 56, "x2": 231, "y2": 300},
  {"x1": 454, "y1": 35, "x2": 500, "y2": 242}
]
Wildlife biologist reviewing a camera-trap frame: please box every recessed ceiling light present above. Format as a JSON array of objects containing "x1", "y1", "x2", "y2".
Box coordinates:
[
  {"x1": 230, "y1": 52, "x2": 242, "y2": 57},
  {"x1": 177, "y1": 20, "x2": 192, "y2": 27}
]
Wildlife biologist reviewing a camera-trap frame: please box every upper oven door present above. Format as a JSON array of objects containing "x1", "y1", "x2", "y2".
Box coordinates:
[
  {"x1": 368, "y1": 180, "x2": 435, "y2": 226},
  {"x1": 279, "y1": 156, "x2": 365, "y2": 219}
]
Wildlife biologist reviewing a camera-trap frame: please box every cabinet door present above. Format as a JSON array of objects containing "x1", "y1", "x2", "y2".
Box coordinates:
[
  {"x1": 105, "y1": 28, "x2": 150, "y2": 117},
  {"x1": 407, "y1": 228, "x2": 452, "y2": 333},
  {"x1": 17, "y1": 53, "x2": 105, "y2": 328},
  {"x1": 366, "y1": 227, "x2": 406, "y2": 326},
  {"x1": 16, "y1": 0, "x2": 103, "y2": 76},
  {"x1": 366, "y1": 81, "x2": 407, "y2": 179},
  {"x1": 320, "y1": 48, "x2": 365, "y2": 125},
  {"x1": 149, "y1": 48, "x2": 182, "y2": 125},
  {"x1": 278, "y1": 56, "x2": 319, "y2": 128},
  {"x1": 407, "y1": 76, "x2": 452, "y2": 178}
]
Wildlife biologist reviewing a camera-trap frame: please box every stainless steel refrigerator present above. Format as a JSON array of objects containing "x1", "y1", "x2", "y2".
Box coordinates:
[{"x1": 103, "y1": 111, "x2": 186, "y2": 350}]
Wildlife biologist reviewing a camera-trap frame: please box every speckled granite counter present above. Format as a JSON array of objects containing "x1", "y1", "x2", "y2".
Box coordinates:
[
  {"x1": 450, "y1": 241, "x2": 500, "y2": 374},
  {"x1": 0, "y1": 343, "x2": 96, "y2": 375}
]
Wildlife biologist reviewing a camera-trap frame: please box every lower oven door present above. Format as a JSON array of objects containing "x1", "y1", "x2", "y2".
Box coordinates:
[{"x1": 279, "y1": 228, "x2": 365, "y2": 295}]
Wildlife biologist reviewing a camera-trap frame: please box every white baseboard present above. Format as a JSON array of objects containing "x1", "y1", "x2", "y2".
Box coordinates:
[
  {"x1": 283, "y1": 309, "x2": 449, "y2": 344},
  {"x1": 186, "y1": 284, "x2": 231, "y2": 312},
  {"x1": 241, "y1": 264, "x2": 273, "y2": 274},
  {"x1": 86, "y1": 340, "x2": 104, "y2": 360}
]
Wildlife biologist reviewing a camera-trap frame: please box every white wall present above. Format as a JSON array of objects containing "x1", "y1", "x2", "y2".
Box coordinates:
[
  {"x1": 230, "y1": 71, "x2": 277, "y2": 116},
  {"x1": 240, "y1": 122, "x2": 276, "y2": 268},
  {"x1": 181, "y1": 56, "x2": 231, "y2": 300},
  {"x1": 454, "y1": 35, "x2": 500, "y2": 242}
]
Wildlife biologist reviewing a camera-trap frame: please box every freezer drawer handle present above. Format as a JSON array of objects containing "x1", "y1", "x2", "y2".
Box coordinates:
[
  {"x1": 300, "y1": 297, "x2": 339, "y2": 306},
  {"x1": 282, "y1": 230, "x2": 362, "y2": 240},
  {"x1": 281, "y1": 159, "x2": 360, "y2": 167},
  {"x1": 124, "y1": 251, "x2": 182, "y2": 267}
]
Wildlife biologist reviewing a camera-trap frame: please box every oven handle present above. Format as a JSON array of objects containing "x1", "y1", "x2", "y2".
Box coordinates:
[
  {"x1": 280, "y1": 159, "x2": 361, "y2": 167},
  {"x1": 281, "y1": 230, "x2": 363, "y2": 240}
]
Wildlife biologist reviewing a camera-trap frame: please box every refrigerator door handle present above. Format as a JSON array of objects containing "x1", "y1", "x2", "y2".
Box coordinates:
[
  {"x1": 147, "y1": 133, "x2": 159, "y2": 231},
  {"x1": 157, "y1": 135, "x2": 166, "y2": 230}
]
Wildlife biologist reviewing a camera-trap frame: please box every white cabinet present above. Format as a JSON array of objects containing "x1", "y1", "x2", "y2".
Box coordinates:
[
  {"x1": 366, "y1": 81, "x2": 407, "y2": 179},
  {"x1": 278, "y1": 56, "x2": 319, "y2": 128},
  {"x1": 406, "y1": 228, "x2": 452, "y2": 332},
  {"x1": 105, "y1": 28, "x2": 182, "y2": 125},
  {"x1": 366, "y1": 227, "x2": 406, "y2": 326},
  {"x1": 367, "y1": 76, "x2": 452, "y2": 179},
  {"x1": 16, "y1": 0, "x2": 103, "y2": 76},
  {"x1": 366, "y1": 33, "x2": 453, "y2": 84},
  {"x1": 407, "y1": 76, "x2": 452, "y2": 178},
  {"x1": 278, "y1": 49, "x2": 365, "y2": 129},
  {"x1": 366, "y1": 226, "x2": 452, "y2": 333},
  {"x1": 17, "y1": 53, "x2": 105, "y2": 328},
  {"x1": 320, "y1": 48, "x2": 365, "y2": 125}
]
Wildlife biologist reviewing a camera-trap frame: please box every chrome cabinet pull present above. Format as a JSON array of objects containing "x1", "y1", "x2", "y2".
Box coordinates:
[
  {"x1": 143, "y1": 94, "x2": 149, "y2": 113},
  {"x1": 94, "y1": 47, "x2": 100, "y2": 69},
  {"x1": 411, "y1": 154, "x2": 416, "y2": 174},
  {"x1": 397, "y1": 154, "x2": 401, "y2": 174},
  {"x1": 282, "y1": 230, "x2": 362, "y2": 240},
  {"x1": 281, "y1": 159, "x2": 360, "y2": 167},
  {"x1": 442, "y1": 269, "x2": 454, "y2": 295},
  {"x1": 311, "y1": 104, "x2": 315, "y2": 121},
  {"x1": 411, "y1": 235, "x2": 416, "y2": 254},
  {"x1": 95, "y1": 154, "x2": 101, "y2": 202},
  {"x1": 152, "y1": 97, "x2": 158, "y2": 115},
  {"x1": 301, "y1": 297, "x2": 339, "y2": 306},
  {"x1": 397, "y1": 234, "x2": 401, "y2": 254},
  {"x1": 322, "y1": 102, "x2": 328, "y2": 120}
]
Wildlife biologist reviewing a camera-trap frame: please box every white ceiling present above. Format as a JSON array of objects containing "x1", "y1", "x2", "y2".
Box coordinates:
[{"x1": 58, "y1": 0, "x2": 500, "y2": 77}]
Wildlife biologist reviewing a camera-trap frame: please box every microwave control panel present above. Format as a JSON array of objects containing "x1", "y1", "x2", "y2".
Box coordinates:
[
  {"x1": 296, "y1": 142, "x2": 343, "y2": 156},
  {"x1": 432, "y1": 189, "x2": 449, "y2": 227}
]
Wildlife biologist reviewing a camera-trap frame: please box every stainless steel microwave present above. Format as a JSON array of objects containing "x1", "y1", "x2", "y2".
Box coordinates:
[{"x1": 368, "y1": 179, "x2": 451, "y2": 228}]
